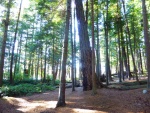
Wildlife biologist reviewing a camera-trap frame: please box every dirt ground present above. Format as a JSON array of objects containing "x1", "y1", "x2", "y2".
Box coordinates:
[{"x1": 0, "y1": 86, "x2": 150, "y2": 113}]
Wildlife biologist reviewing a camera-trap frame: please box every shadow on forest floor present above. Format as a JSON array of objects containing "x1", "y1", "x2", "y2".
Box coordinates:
[{"x1": 0, "y1": 77, "x2": 150, "y2": 113}]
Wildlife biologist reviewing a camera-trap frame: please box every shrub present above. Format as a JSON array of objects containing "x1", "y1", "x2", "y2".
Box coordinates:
[{"x1": 1, "y1": 83, "x2": 55, "y2": 97}]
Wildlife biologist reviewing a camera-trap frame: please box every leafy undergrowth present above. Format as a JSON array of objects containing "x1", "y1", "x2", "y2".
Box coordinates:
[
  {"x1": 0, "y1": 83, "x2": 55, "y2": 97},
  {"x1": 108, "y1": 80, "x2": 147, "y2": 90}
]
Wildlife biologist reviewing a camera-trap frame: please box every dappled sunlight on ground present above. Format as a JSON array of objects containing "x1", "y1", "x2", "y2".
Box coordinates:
[
  {"x1": 3, "y1": 97, "x2": 57, "y2": 112},
  {"x1": 1, "y1": 86, "x2": 150, "y2": 113}
]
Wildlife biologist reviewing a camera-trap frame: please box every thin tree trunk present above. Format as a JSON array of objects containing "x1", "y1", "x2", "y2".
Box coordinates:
[
  {"x1": 73, "y1": 7, "x2": 77, "y2": 86},
  {"x1": 117, "y1": 17, "x2": 122, "y2": 83},
  {"x1": 40, "y1": 48, "x2": 43, "y2": 81},
  {"x1": 70, "y1": 12, "x2": 75, "y2": 91},
  {"x1": 9, "y1": 0, "x2": 22, "y2": 84},
  {"x1": 36, "y1": 47, "x2": 40, "y2": 81},
  {"x1": 96, "y1": 0, "x2": 101, "y2": 82},
  {"x1": 14, "y1": 33, "x2": 22, "y2": 77},
  {"x1": 91, "y1": 0, "x2": 97, "y2": 94},
  {"x1": 121, "y1": 0, "x2": 139, "y2": 82},
  {"x1": 52, "y1": 35, "x2": 55, "y2": 85},
  {"x1": 56, "y1": 0, "x2": 71, "y2": 107},
  {"x1": 105, "y1": 0, "x2": 110, "y2": 85},
  {"x1": 24, "y1": 31, "x2": 28, "y2": 76},
  {"x1": 43, "y1": 41, "x2": 47, "y2": 82},
  {"x1": 125, "y1": 33, "x2": 132, "y2": 79},
  {"x1": 139, "y1": 48, "x2": 144, "y2": 74},
  {"x1": 17, "y1": 34, "x2": 22, "y2": 74}
]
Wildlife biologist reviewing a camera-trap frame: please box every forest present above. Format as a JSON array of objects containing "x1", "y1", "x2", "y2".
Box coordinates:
[{"x1": 0, "y1": 0, "x2": 150, "y2": 112}]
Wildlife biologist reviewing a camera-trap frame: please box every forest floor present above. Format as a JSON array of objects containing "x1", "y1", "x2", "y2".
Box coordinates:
[{"x1": 0, "y1": 79, "x2": 150, "y2": 113}]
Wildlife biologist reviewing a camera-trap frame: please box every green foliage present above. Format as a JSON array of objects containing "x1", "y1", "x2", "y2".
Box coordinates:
[
  {"x1": 0, "y1": 83, "x2": 55, "y2": 97},
  {"x1": 55, "y1": 79, "x2": 60, "y2": 85},
  {"x1": 14, "y1": 72, "x2": 24, "y2": 81},
  {"x1": 46, "y1": 74, "x2": 53, "y2": 82}
]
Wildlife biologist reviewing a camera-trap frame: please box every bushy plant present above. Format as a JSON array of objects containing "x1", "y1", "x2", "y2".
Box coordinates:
[
  {"x1": 1, "y1": 83, "x2": 55, "y2": 97},
  {"x1": 14, "y1": 72, "x2": 24, "y2": 81},
  {"x1": 46, "y1": 74, "x2": 53, "y2": 82},
  {"x1": 55, "y1": 79, "x2": 60, "y2": 85}
]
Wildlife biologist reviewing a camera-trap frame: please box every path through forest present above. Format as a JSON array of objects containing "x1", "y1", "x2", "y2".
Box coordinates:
[{"x1": 0, "y1": 86, "x2": 150, "y2": 113}]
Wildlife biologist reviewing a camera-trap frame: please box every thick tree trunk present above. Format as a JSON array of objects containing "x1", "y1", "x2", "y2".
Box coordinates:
[
  {"x1": 56, "y1": 0, "x2": 71, "y2": 107},
  {"x1": 75, "y1": 0, "x2": 92, "y2": 90}
]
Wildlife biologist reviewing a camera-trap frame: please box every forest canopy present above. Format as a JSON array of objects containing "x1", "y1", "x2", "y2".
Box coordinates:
[{"x1": 0, "y1": 0, "x2": 150, "y2": 95}]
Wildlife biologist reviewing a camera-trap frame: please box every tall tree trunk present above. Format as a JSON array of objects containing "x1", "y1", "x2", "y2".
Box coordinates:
[
  {"x1": 105, "y1": 0, "x2": 111, "y2": 85},
  {"x1": 52, "y1": 35, "x2": 55, "y2": 85},
  {"x1": 141, "y1": 0, "x2": 150, "y2": 89},
  {"x1": 117, "y1": 17, "x2": 122, "y2": 83},
  {"x1": 91, "y1": 0, "x2": 97, "y2": 94},
  {"x1": 125, "y1": 33, "x2": 132, "y2": 79},
  {"x1": 121, "y1": 0, "x2": 139, "y2": 82},
  {"x1": 56, "y1": 0, "x2": 71, "y2": 107},
  {"x1": 9, "y1": 0, "x2": 22, "y2": 84},
  {"x1": 119, "y1": 17, "x2": 129, "y2": 79},
  {"x1": 0, "y1": 0, "x2": 12, "y2": 86},
  {"x1": 40, "y1": 48, "x2": 43, "y2": 81},
  {"x1": 70, "y1": 12, "x2": 75, "y2": 91},
  {"x1": 14, "y1": 33, "x2": 22, "y2": 77},
  {"x1": 75, "y1": 0, "x2": 92, "y2": 91},
  {"x1": 73, "y1": 7, "x2": 77, "y2": 86},
  {"x1": 24, "y1": 31, "x2": 28, "y2": 76},
  {"x1": 116, "y1": 2, "x2": 123, "y2": 82},
  {"x1": 17, "y1": 34, "x2": 22, "y2": 74},
  {"x1": 36, "y1": 47, "x2": 40, "y2": 81},
  {"x1": 43, "y1": 41, "x2": 47, "y2": 82},
  {"x1": 138, "y1": 48, "x2": 144, "y2": 74},
  {"x1": 96, "y1": 0, "x2": 102, "y2": 82}
]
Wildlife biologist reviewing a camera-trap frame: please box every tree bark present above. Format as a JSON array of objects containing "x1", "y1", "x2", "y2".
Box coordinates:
[
  {"x1": 121, "y1": 0, "x2": 139, "y2": 82},
  {"x1": 70, "y1": 12, "x2": 75, "y2": 91},
  {"x1": 96, "y1": 0, "x2": 102, "y2": 82},
  {"x1": 141, "y1": 0, "x2": 150, "y2": 88},
  {"x1": 104, "y1": 0, "x2": 112, "y2": 85},
  {"x1": 75, "y1": 0, "x2": 92, "y2": 90},
  {"x1": 73, "y1": 7, "x2": 77, "y2": 86},
  {"x1": 56, "y1": 0, "x2": 71, "y2": 107},
  {"x1": 91, "y1": 0, "x2": 97, "y2": 94},
  {"x1": 43, "y1": 41, "x2": 47, "y2": 82},
  {"x1": 0, "y1": 0, "x2": 12, "y2": 86},
  {"x1": 9, "y1": 0, "x2": 22, "y2": 84}
]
